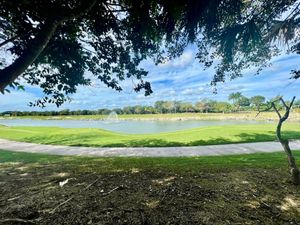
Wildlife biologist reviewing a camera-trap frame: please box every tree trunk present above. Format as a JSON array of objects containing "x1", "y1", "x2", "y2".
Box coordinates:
[
  {"x1": 276, "y1": 119, "x2": 300, "y2": 185},
  {"x1": 0, "y1": 20, "x2": 59, "y2": 93}
]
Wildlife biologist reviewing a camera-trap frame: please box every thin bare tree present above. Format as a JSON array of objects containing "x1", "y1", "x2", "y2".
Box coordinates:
[{"x1": 257, "y1": 96, "x2": 300, "y2": 184}]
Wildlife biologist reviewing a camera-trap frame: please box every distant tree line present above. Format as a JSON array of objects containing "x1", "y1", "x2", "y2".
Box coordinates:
[{"x1": 1, "y1": 93, "x2": 299, "y2": 116}]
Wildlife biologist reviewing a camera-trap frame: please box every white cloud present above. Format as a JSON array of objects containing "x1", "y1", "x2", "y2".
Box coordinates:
[
  {"x1": 181, "y1": 87, "x2": 205, "y2": 96},
  {"x1": 158, "y1": 50, "x2": 194, "y2": 68}
]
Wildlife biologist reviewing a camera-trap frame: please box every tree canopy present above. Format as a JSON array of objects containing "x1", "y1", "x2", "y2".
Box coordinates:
[
  {"x1": 228, "y1": 92, "x2": 242, "y2": 104},
  {"x1": 0, "y1": 0, "x2": 299, "y2": 107},
  {"x1": 0, "y1": 93, "x2": 284, "y2": 116},
  {"x1": 250, "y1": 95, "x2": 266, "y2": 110}
]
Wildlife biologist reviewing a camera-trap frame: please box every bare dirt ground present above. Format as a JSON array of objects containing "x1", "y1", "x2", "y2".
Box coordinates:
[{"x1": 1, "y1": 161, "x2": 300, "y2": 225}]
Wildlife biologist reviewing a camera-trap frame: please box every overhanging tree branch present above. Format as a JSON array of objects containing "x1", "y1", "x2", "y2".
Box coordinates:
[
  {"x1": 0, "y1": 0, "x2": 97, "y2": 93},
  {"x1": 0, "y1": 19, "x2": 59, "y2": 93},
  {"x1": 0, "y1": 35, "x2": 19, "y2": 48}
]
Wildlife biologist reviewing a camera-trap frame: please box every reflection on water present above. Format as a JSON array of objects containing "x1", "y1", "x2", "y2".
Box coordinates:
[{"x1": 0, "y1": 118, "x2": 268, "y2": 134}]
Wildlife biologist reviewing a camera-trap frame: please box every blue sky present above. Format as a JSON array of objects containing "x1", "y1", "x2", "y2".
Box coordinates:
[{"x1": 0, "y1": 45, "x2": 299, "y2": 111}]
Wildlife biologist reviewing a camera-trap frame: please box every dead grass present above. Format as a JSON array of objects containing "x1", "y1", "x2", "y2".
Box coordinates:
[{"x1": 1, "y1": 151, "x2": 300, "y2": 224}]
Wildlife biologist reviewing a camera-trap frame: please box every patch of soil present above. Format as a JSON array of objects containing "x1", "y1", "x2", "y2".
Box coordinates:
[{"x1": 0, "y1": 164, "x2": 300, "y2": 225}]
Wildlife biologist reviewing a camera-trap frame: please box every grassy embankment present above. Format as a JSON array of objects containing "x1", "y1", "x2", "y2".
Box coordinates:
[
  {"x1": 1, "y1": 150, "x2": 300, "y2": 224},
  {"x1": 0, "y1": 123, "x2": 300, "y2": 147},
  {"x1": 3, "y1": 112, "x2": 300, "y2": 121}
]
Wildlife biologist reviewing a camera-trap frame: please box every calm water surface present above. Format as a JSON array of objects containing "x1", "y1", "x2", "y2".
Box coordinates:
[{"x1": 0, "y1": 118, "x2": 268, "y2": 134}]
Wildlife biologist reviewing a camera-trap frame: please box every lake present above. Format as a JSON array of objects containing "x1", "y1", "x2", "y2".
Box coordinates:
[{"x1": 0, "y1": 118, "x2": 267, "y2": 134}]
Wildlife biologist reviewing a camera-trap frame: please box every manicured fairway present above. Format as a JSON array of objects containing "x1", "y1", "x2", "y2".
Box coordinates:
[{"x1": 0, "y1": 123, "x2": 300, "y2": 147}]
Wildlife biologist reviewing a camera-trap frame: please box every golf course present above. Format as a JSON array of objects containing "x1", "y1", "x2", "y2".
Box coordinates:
[
  {"x1": 1, "y1": 0, "x2": 300, "y2": 224},
  {"x1": 1, "y1": 113, "x2": 300, "y2": 223},
  {"x1": 0, "y1": 122, "x2": 299, "y2": 147}
]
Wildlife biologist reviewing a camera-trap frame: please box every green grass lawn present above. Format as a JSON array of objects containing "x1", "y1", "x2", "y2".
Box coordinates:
[
  {"x1": 0, "y1": 123, "x2": 300, "y2": 147},
  {"x1": 1, "y1": 149, "x2": 299, "y2": 172}
]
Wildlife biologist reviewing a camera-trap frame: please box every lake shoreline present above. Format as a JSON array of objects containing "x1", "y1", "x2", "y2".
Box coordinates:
[
  {"x1": 1, "y1": 112, "x2": 300, "y2": 122},
  {"x1": 0, "y1": 118, "x2": 271, "y2": 134}
]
